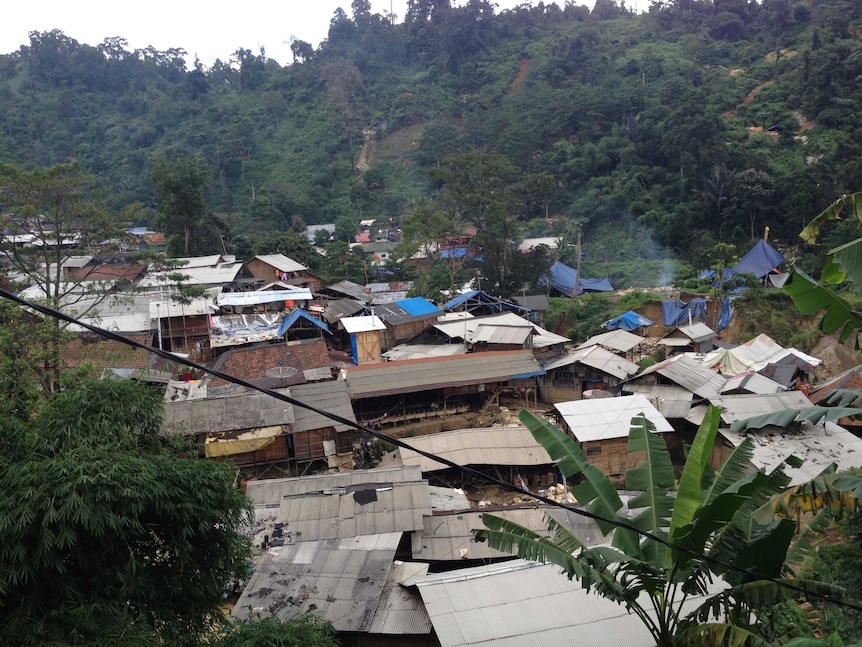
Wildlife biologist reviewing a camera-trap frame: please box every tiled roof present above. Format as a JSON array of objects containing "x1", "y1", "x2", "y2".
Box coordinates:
[
  {"x1": 207, "y1": 338, "x2": 332, "y2": 387},
  {"x1": 60, "y1": 332, "x2": 153, "y2": 369}
]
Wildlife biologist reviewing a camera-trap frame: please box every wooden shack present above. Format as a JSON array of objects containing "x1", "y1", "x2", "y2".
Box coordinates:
[
  {"x1": 340, "y1": 314, "x2": 386, "y2": 365},
  {"x1": 554, "y1": 394, "x2": 674, "y2": 480}
]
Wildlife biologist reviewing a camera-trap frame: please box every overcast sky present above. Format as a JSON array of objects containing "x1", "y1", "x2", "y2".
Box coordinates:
[{"x1": 0, "y1": 0, "x2": 647, "y2": 69}]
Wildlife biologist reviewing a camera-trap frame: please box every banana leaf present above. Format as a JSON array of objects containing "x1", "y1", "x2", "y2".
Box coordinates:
[
  {"x1": 625, "y1": 413, "x2": 675, "y2": 562},
  {"x1": 518, "y1": 409, "x2": 638, "y2": 552}
]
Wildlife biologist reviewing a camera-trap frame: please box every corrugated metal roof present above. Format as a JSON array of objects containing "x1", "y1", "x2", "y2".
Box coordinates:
[
  {"x1": 342, "y1": 351, "x2": 544, "y2": 398},
  {"x1": 720, "y1": 372, "x2": 786, "y2": 395},
  {"x1": 171, "y1": 254, "x2": 225, "y2": 268},
  {"x1": 289, "y1": 380, "x2": 357, "y2": 433},
  {"x1": 341, "y1": 314, "x2": 386, "y2": 333},
  {"x1": 413, "y1": 560, "x2": 662, "y2": 647},
  {"x1": 367, "y1": 560, "x2": 434, "y2": 635},
  {"x1": 245, "y1": 466, "x2": 425, "y2": 506},
  {"x1": 697, "y1": 391, "x2": 813, "y2": 425},
  {"x1": 632, "y1": 354, "x2": 727, "y2": 399},
  {"x1": 62, "y1": 255, "x2": 93, "y2": 268},
  {"x1": 325, "y1": 280, "x2": 374, "y2": 303},
  {"x1": 149, "y1": 296, "x2": 215, "y2": 318},
  {"x1": 254, "y1": 254, "x2": 308, "y2": 273},
  {"x1": 555, "y1": 394, "x2": 674, "y2": 442},
  {"x1": 471, "y1": 323, "x2": 532, "y2": 345},
  {"x1": 671, "y1": 322, "x2": 715, "y2": 343},
  {"x1": 232, "y1": 533, "x2": 403, "y2": 633},
  {"x1": 217, "y1": 289, "x2": 312, "y2": 307},
  {"x1": 434, "y1": 312, "x2": 566, "y2": 348},
  {"x1": 322, "y1": 298, "x2": 366, "y2": 323},
  {"x1": 718, "y1": 420, "x2": 862, "y2": 486},
  {"x1": 392, "y1": 426, "x2": 552, "y2": 472},
  {"x1": 427, "y1": 486, "x2": 472, "y2": 511},
  {"x1": 383, "y1": 343, "x2": 468, "y2": 361},
  {"x1": 411, "y1": 506, "x2": 603, "y2": 562},
  {"x1": 544, "y1": 346, "x2": 639, "y2": 381},
  {"x1": 162, "y1": 388, "x2": 295, "y2": 436},
  {"x1": 511, "y1": 294, "x2": 549, "y2": 311},
  {"x1": 138, "y1": 262, "x2": 242, "y2": 288},
  {"x1": 370, "y1": 301, "x2": 439, "y2": 326},
  {"x1": 278, "y1": 481, "x2": 430, "y2": 541},
  {"x1": 658, "y1": 338, "x2": 692, "y2": 347},
  {"x1": 578, "y1": 329, "x2": 644, "y2": 354},
  {"x1": 622, "y1": 384, "x2": 694, "y2": 419}
]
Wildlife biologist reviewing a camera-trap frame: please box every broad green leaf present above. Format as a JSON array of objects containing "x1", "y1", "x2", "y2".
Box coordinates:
[
  {"x1": 731, "y1": 406, "x2": 862, "y2": 432},
  {"x1": 625, "y1": 414, "x2": 674, "y2": 562},
  {"x1": 669, "y1": 406, "x2": 720, "y2": 546},
  {"x1": 674, "y1": 471, "x2": 768, "y2": 563},
  {"x1": 677, "y1": 621, "x2": 772, "y2": 647},
  {"x1": 732, "y1": 518, "x2": 795, "y2": 581},
  {"x1": 731, "y1": 577, "x2": 846, "y2": 607},
  {"x1": 784, "y1": 632, "x2": 847, "y2": 647},
  {"x1": 784, "y1": 509, "x2": 831, "y2": 575},
  {"x1": 475, "y1": 513, "x2": 601, "y2": 582},
  {"x1": 832, "y1": 474, "x2": 862, "y2": 498},
  {"x1": 702, "y1": 437, "x2": 756, "y2": 506},
  {"x1": 784, "y1": 266, "x2": 862, "y2": 344},
  {"x1": 518, "y1": 409, "x2": 630, "y2": 546},
  {"x1": 823, "y1": 389, "x2": 862, "y2": 408},
  {"x1": 799, "y1": 192, "x2": 862, "y2": 244}
]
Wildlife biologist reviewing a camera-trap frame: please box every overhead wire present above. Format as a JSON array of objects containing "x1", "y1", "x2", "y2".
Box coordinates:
[{"x1": 2, "y1": 285, "x2": 861, "y2": 614}]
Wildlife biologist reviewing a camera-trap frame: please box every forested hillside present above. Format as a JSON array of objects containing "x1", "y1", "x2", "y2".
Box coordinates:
[{"x1": 2, "y1": 0, "x2": 862, "y2": 287}]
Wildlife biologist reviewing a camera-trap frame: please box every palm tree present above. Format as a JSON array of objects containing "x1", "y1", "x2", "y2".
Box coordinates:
[{"x1": 475, "y1": 407, "x2": 854, "y2": 646}]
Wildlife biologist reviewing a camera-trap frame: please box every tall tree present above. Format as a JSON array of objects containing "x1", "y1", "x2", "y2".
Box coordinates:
[
  {"x1": 151, "y1": 154, "x2": 212, "y2": 257},
  {"x1": 0, "y1": 375, "x2": 253, "y2": 646},
  {"x1": 0, "y1": 162, "x2": 129, "y2": 391},
  {"x1": 429, "y1": 151, "x2": 522, "y2": 296}
]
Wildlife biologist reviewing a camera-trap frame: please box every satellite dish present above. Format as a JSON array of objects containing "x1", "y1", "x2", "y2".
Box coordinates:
[{"x1": 265, "y1": 366, "x2": 298, "y2": 379}]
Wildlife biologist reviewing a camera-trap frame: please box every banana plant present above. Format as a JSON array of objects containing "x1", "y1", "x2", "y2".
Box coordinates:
[
  {"x1": 474, "y1": 406, "x2": 849, "y2": 647},
  {"x1": 785, "y1": 192, "x2": 862, "y2": 345}
]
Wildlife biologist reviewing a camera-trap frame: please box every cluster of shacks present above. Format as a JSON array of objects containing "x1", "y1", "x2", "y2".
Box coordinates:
[{"x1": 22, "y1": 248, "x2": 862, "y2": 647}]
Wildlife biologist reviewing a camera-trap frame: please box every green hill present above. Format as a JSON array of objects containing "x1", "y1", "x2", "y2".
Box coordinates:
[{"x1": 2, "y1": 0, "x2": 862, "y2": 287}]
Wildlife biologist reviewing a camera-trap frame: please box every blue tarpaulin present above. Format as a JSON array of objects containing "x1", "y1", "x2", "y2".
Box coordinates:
[
  {"x1": 727, "y1": 239, "x2": 784, "y2": 280},
  {"x1": 661, "y1": 298, "x2": 708, "y2": 326},
  {"x1": 604, "y1": 310, "x2": 654, "y2": 331},
  {"x1": 277, "y1": 309, "x2": 330, "y2": 337},
  {"x1": 548, "y1": 261, "x2": 613, "y2": 297},
  {"x1": 395, "y1": 296, "x2": 442, "y2": 317},
  {"x1": 441, "y1": 248, "x2": 468, "y2": 259},
  {"x1": 718, "y1": 296, "x2": 734, "y2": 331}
]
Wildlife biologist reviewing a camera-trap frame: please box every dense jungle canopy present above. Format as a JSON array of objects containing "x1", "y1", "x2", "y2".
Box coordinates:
[{"x1": 2, "y1": 0, "x2": 862, "y2": 281}]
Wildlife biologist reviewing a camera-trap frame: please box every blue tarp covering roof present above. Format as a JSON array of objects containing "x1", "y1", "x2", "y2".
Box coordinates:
[
  {"x1": 662, "y1": 298, "x2": 708, "y2": 326},
  {"x1": 728, "y1": 239, "x2": 784, "y2": 280},
  {"x1": 441, "y1": 248, "x2": 468, "y2": 259},
  {"x1": 444, "y1": 290, "x2": 528, "y2": 313},
  {"x1": 277, "y1": 309, "x2": 330, "y2": 337},
  {"x1": 444, "y1": 290, "x2": 480, "y2": 310},
  {"x1": 604, "y1": 310, "x2": 654, "y2": 331},
  {"x1": 395, "y1": 296, "x2": 442, "y2": 317},
  {"x1": 548, "y1": 261, "x2": 613, "y2": 297}
]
